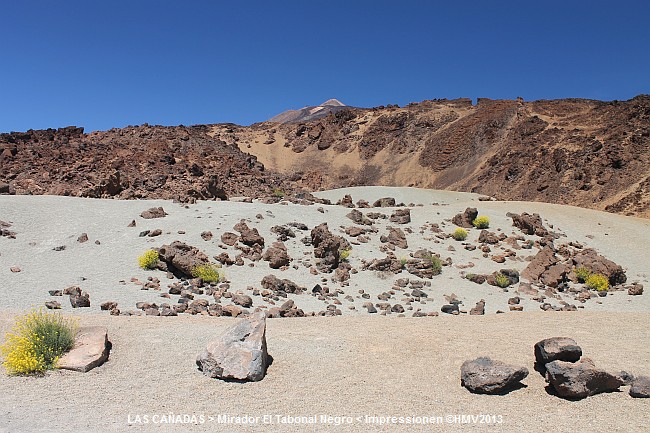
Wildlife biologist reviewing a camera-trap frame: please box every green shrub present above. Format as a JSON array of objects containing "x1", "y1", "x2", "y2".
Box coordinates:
[
  {"x1": 400, "y1": 257, "x2": 408, "y2": 268},
  {"x1": 138, "y1": 250, "x2": 159, "y2": 270},
  {"x1": 452, "y1": 228, "x2": 468, "y2": 241},
  {"x1": 339, "y1": 248, "x2": 351, "y2": 261},
  {"x1": 472, "y1": 215, "x2": 490, "y2": 229},
  {"x1": 426, "y1": 254, "x2": 442, "y2": 275},
  {"x1": 585, "y1": 274, "x2": 609, "y2": 292},
  {"x1": 272, "y1": 188, "x2": 285, "y2": 198},
  {"x1": 1, "y1": 309, "x2": 78, "y2": 375},
  {"x1": 494, "y1": 273, "x2": 510, "y2": 288},
  {"x1": 191, "y1": 263, "x2": 222, "y2": 283},
  {"x1": 575, "y1": 267, "x2": 591, "y2": 283}
]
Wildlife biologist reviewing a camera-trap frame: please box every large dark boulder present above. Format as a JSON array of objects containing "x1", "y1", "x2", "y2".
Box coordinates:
[
  {"x1": 461, "y1": 357, "x2": 529, "y2": 394},
  {"x1": 572, "y1": 248, "x2": 626, "y2": 286},
  {"x1": 157, "y1": 241, "x2": 210, "y2": 278},
  {"x1": 311, "y1": 223, "x2": 348, "y2": 272},
  {"x1": 545, "y1": 358, "x2": 623, "y2": 399}
]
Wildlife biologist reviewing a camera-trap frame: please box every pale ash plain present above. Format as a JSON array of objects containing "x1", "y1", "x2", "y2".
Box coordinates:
[{"x1": 0, "y1": 187, "x2": 648, "y2": 432}]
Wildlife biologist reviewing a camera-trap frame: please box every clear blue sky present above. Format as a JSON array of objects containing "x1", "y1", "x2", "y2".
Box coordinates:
[{"x1": 1, "y1": 0, "x2": 648, "y2": 132}]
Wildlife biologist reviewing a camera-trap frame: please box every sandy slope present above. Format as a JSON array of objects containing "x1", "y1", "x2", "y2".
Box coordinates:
[{"x1": 0, "y1": 187, "x2": 649, "y2": 432}]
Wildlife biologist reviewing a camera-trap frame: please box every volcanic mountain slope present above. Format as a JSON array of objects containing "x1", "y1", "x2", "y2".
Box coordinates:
[
  {"x1": 268, "y1": 98, "x2": 350, "y2": 124},
  {"x1": 0, "y1": 124, "x2": 309, "y2": 202},
  {"x1": 211, "y1": 96, "x2": 650, "y2": 218}
]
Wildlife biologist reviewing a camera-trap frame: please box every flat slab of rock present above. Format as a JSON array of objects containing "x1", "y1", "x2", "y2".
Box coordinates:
[
  {"x1": 196, "y1": 311, "x2": 268, "y2": 381},
  {"x1": 461, "y1": 357, "x2": 529, "y2": 394},
  {"x1": 534, "y1": 337, "x2": 582, "y2": 366},
  {"x1": 545, "y1": 358, "x2": 622, "y2": 399},
  {"x1": 58, "y1": 327, "x2": 111, "y2": 372}
]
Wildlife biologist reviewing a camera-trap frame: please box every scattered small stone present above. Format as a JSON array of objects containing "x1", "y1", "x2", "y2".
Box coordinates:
[
  {"x1": 470, "y1": 300, "x2": 485, "y2": 315},
  {"x1": 100, "y1": 301, "x2": 118, "y2": 311},
  {"x1": 45, "y1": 301, "x2": 62, "y2": 309},
  {"x1": 77, "y1": 233, "x2": 89, "y2": 243},
  {"x1": 628, "y1": 283, "x2": 644, "y2": 296}
]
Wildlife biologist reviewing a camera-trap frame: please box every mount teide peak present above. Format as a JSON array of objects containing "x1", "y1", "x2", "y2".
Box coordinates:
[{"x1": 268, "y1": 98, "x2": 350, "y2": 124}]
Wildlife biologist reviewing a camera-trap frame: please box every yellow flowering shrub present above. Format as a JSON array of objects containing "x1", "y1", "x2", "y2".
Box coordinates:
[
  {"x1": 472, "y1": 216, "x2": 490, "y2": 229},
  {"x1": 1, "y1": 309, "x2": 78, "y2": 375},
  {"x1": 452, "y1": 228, "x2": 468, "y2": 241},
  {"x1": 138, "y1": 250, "x2": 159, "y2": 269},
  {"x1": 191, "y1": 263, "x2": 222, "y2": 283},
  {"x1": 585, "y1": 274, "x2": 609, "y2": 292}
]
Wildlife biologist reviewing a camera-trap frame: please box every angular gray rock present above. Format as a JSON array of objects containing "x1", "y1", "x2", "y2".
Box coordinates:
[
  {"x1": 461, "y1": 357, "x2": 529, "y2": 394},
  {"x1": 196, "y1": 311, "x2": 269, "y2": 381},
  {"x1": 534, "y1": 337, "x2": 582, "y2": 366},
  {"x1": 545, "y1": 358, "x2": 623, "y2": 399},
  {"x1": 58, "y1": 327, "x2": 111, "y2": 372},
  {"x1": 630, "y1": 375, "x2": 650, "y2": 398}
]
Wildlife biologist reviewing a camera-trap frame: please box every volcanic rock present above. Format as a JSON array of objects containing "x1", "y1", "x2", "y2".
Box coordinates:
[
  {"x1": 140, "y1": 207, "x2": 167, "y2": 219},
  {"x1": 389, "y1": 208, "x2": 411, "y2": 224},
  {"x1": 461, "y1": 357, "x2": 529, "y2": 394},
  {"x1": 470, "y1": 300, "x2": 485, "y2": 315},
  {"x1": 196, "y1": 311, "x2": 268, "y2": 381},
  {"x1": 452, "y1": 208, "x2": 478, "y2": 228},
  {"x1": 234, "y1": 221, "x2": 265, "y2": 247},
  {"x1": 45, "y1": 301, "x2": 62, "y2": 309},
  {"x1": 572, "y1": 248, "x2": 627, "y2": 286},
  {"x1": 346, "y1": 209, "x2": 372, "y2": 225},
  {"x1": 507, "y1": 212, "x2": 549, "y2": 237},
  {"x1": 630, "y1": 376, "x2": 650, "y2": 398},
  {"x1": 262, "y1": 241, "x2": 291, "y2": 269},
  {"x1": 261, "y1": 275, "x2": 304, "y2": 294},
  {"x1": 534, "y1": 337, "x2": 583, "y2": 366},
  {"x1": 157, "y1": 241, "x2": 210, "y2": 278},
  {"x1": 58, "y1": 327, "x2": 111, "y2": 373},
  {"x1": 311, "y1": 223, "x2": 348, "y2": 272},
  {"x1": 545, "y1": 358, "x2": 623, "y2": 399}
]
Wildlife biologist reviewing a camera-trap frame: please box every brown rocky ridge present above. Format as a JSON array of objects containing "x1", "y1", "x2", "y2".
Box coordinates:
[
  {"x1": 2, "y1": 96, "x2": 648, "y2": 217},
  {"x1": 0, "y1": 124, "x2": 312, "y2": 203},
  {"x1": 213, "y1": 95, "x2": 649, "y2": 217}
]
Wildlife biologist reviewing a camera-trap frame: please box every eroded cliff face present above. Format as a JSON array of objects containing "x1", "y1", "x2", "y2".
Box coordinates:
[
  {"x1": 211, "y1": 96, "x2": 649, "y2": 217},
  {"x1": 0, "y1": 124, "x2": 309, "y2": 202}
]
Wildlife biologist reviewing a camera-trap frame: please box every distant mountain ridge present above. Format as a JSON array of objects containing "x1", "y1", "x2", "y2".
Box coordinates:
[{"x1": 268, "y1": 99, "x2": 351, "y2": 124}]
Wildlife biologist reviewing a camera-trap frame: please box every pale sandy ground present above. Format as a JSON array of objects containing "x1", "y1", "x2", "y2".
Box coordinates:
[
  {"x1": 0, "y1": 187, "x2": 649, "y2": 432},
  {"x1": 0, "y1": 313, "x2": 648, "y2": 432}
]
